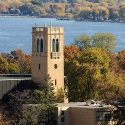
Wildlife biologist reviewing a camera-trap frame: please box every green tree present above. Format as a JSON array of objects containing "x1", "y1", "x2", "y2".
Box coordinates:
[
  {"x1": 91, "y1": 33, "x2": 116, "y2": 52},
  {"x1": 56, "y1": 88, "x2": 64, "y2": 103},
  {"x1": 0, "y1": 55, "x2": 8, "y2": 73},
  {"x1": 74, "y1": 33, "x2": 116, "y2": 52},
  {"x1": 32, "y1": 75, "x2": 56, "y2": 105},
  {"x1": 33, "y1": 75, "x2": 57, "y2": 125},
  {"x1": 8, "y1": 63, "x2": 20, "y2": 74},
  {"x1": 65, "y1": 47, "x2": 110, "y2": 101},
  {"x1": 74, "y1": 34, "x2": 90, "y2": 49},
  {"x1": 3, "y1": 75, "x2": 57, "y2": 125},
  {"x1": 44, "y1": 75, "x2": 56, "y2": 105},
  {"x1": 38, "y1": 105, "x2": 57, "y2": 125}
]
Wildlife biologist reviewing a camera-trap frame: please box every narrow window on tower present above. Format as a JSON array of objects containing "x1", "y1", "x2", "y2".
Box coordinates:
[
  {"x1": 52, "y1": 39, "x2": 56, "y2": 52},
  {"x1": 38, "y1": 64, "x2": 41, "y2": 70},
  {"x1": 40, "y1": 39, "x2": 43, "y2": 52},
  {"x1": 55, "y1": 79, "x2": 57, "y2": 86},
  {"x1": 37, "y1": 38, "x2": 39, "y2": 52},
  {"x1": 56, "y1": 39, "x2": 59, "y2": 52}
]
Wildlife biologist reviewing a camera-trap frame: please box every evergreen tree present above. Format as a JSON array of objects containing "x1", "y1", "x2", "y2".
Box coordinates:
[
  {"x1": 44, "y1": 75, "x2": 56, "y2": 105},
  {"x1": 33, "y1": 74, "x2": 56, "y2": 105},
  {"x1": 36, "y1": 75, "x2": 57, "y2": 125}
]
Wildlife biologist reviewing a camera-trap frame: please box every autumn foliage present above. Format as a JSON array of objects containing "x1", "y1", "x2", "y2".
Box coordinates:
[
  {"x1": 0, "y1": 33, "x2": 125, "y2": 101},
  {"x1": 64, "y1": 44, "x2": 125, "y2": 101},
  {"x1": 0, "y1": 49, "x2": 31, "y2": 74}
]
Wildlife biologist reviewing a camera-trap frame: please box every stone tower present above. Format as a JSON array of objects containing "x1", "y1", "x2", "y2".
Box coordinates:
[{"x1": 32, "y1": 26, "x2": 64, "y2": 93}]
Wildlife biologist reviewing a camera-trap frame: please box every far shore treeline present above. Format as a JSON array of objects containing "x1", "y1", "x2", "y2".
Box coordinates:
[
  {"x1": 0, "y1": 0, "x2": 125, "y2": 22},
  {"x1": 0, "y1": 33, "x2": 125, "y2": 102}
]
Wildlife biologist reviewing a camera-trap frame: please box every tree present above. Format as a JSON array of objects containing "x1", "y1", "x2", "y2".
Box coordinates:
[
  {"x1": 77, "y1": 48, "x2": 110, "y2": 100},
  {"x1": 91, "y1": 33, "x2": 116, "y2": 52},
  {"x1": 95, "y1": 71, "x2": 125, "y2": 100},
  {"x1": 119, "y1": 3, "x2": 125, "y2": 19},
  {"x1": 11, "y1": 49, "x2": 31, "y2": 74},
  {"x1": 0, "y1": 2, "x2": 8, "y2": 13},
  {"x1": 43, "y1": 75, "x2": 56, "y2": 105},
  {"x1": 78, "y1": 7, "x2": 92, "y2": 20},
  {"x1": 51, "y1": 4, "x2": 66, "y2": 17},
  {"x1": 117, "y1": 50, "x2": 125, "y2": 70},
  {"x1": 56, "y1": 88, "x2": 64, "y2": 103},
  {"x1": 0, "y1": 55, "x2": 8, "y2": 73},
  {"x1": 8, "y1": 63, "x2": 20, "y2": 74},
  {"x1": 65, "y1": 47, "x2": 110, "y2": 101},
  {"x1": 32, "y1": 75, "x2": 56, "y2": 105},
  {"x1": 65, "y1": 13, "x2": 73, "y2": 19},
  {"x1": 33, "y1": 75, "x2": 57, "y2": 125},
  {"x1": 74, "y1": 34, "x2": 90, "y2": 49},
  {"x1": 64, "y1": 45, "x2": 80, "y2": 60},
  {"x1": 109, "y1": 6, "x2": 119, "y2": 20},
  {"x1": 0, "y1": 49, "x2": 31, "y2": 74},
  {"x1": 74, "y1": 33, "x2": 116, "y2": 52},
  {"x1": 97, "y1": 6, "x2": 109, "y2": 20},
  {"x1": 38, "y1": 105, "x2": 57, "y2": 125},
  {"x1": 3, "y1": 75, "x2": 57, "y2": 125}
]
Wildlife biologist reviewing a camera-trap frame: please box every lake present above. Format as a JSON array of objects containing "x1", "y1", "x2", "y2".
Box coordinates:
[{"x1": 0, "y1": 17, "x2": 125, "y2": 53}]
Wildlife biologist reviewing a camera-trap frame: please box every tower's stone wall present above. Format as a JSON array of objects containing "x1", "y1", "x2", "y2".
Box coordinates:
[{"x1": 32, "y1": 26, "x2": 64, "y2": 93}]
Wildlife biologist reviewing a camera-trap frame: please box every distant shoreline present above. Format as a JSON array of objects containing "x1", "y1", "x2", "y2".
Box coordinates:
[
  {"x1": 0, "y1": 15, "x2": 37, "y2": 18},
  {"x1": 0, "y1": 15, "x2": 125, "y2": 23}
]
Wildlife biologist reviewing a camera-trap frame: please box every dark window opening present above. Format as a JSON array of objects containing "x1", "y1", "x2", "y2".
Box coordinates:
[
  {"x1": 40, "y1": 39, "x2": 43, "y2": 52},
  {"x1": 54, "y1": 64, "x2": 58, "y2": 69},
  {"x1": 55, "y1": 79, "x2": 57, "y2": 86},
  {"x1": 37, "y1": 39, "x2": 39, "y2": 52},
  {"x1": 52, "y1": 39, "x2": 56, "y2": 52},
  {"x1": 61, "y1": 111, "x2": 64, "y2": 115},
  {"x1": 56, "y1": 39, "x2": 59, "y2": 52},
  {"x1": 38, "y1": 64, "x2": 41, "y2": 70},
  {"x1": 52, "y1": 39, "x2": 59, "y2": 52}
]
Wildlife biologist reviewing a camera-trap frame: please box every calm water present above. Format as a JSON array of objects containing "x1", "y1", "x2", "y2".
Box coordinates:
[{"x1": 0, "y1": 17, "x2": 125, "y2": 53}]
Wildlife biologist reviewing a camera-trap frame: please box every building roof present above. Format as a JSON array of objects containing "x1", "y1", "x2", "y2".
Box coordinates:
[
  {"x1": 0, "y1": 74, "x2": 31, "y2": 81},
  {"x1": 57, "y1": 101, "x2": 111, "y2": 109}
]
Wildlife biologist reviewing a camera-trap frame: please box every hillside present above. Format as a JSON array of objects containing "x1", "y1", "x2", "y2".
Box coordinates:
[
  {"x1": 0, "y1": 0, "x2": 125, "y2": 22},
  {"x1": 1, "y1": 0, "x2": 125, "y2": 5},
  {"x1": 0, "y1": 0, "x2": 30, "y2": 13}
]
